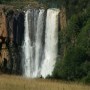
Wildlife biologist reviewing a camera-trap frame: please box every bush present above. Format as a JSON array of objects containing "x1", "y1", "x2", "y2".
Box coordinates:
[
  {"x1": 82, "y1": 72, "x2": 90, "y2": 84},
  {"x1": 53, "y1": 7, "x2": 90, "y2": 82},
  {"x1": 53, "y1": 46, "x2": 87, "y2": 80}
]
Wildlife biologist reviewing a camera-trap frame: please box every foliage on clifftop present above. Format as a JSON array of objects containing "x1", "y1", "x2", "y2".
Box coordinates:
[{"x1": 0, "y1": 0, "x2": 46, "y2": 9}]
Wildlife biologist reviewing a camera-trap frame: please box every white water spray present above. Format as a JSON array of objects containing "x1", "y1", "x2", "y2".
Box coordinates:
[
  {"x1": 23, "y1": 8, "x2": 60, "y2": 78},
  {"x1": 23, "y1": 10, "x2": 31, "y2": 77},
  {"x1": 41, "y1": 9, "x2": 60, "y2": 78}
]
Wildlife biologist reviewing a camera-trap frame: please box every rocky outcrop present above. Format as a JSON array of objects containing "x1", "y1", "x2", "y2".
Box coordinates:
[
  {"x1": 0, "y1": 6, "x2": 24, "y2": 74},
  {"x1": 0, "y1": 7, "x2": 9, "y2": 65},
  {"x1": 0, "y1": 9, "x2": 7, "y2": 37},
  {"x1": 60, "y1": 7, "x2": 67, "y2": 30},
  {"x1": 6, "y1": 9, "x2": 24, "y2": 45},
  {"x1": 6, "y1": 9, "x2": 24, "y2": 74}
]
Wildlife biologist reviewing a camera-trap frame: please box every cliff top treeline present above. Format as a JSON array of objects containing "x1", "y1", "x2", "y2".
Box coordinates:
[{"x1": 0, "y1": 0, "x2": 90, "y2": 17}]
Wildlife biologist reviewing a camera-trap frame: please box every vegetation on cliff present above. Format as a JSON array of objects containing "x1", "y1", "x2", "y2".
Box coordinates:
[{"x1": 53, "y1": 1, "x2": 90, "y2": 83}]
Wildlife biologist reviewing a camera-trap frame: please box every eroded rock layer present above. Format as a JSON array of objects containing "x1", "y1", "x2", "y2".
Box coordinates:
[
  {"x1": 0, "y1": 6, "x2": 24, "y2": 74},
  {"x1": 0, "y1": 7, "x2": 8, "y2": 66}
]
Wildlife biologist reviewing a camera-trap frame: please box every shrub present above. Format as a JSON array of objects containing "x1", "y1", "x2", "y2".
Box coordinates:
[{"x1": 82, "y1": 72, "x2": 90, "y2": 84}]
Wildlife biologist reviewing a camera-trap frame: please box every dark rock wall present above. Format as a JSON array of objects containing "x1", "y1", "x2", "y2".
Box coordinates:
[
  {"x1": 6, "y1": 10, "x2": 24, "y2": 74},
  {"x1": 13, "y1": 11, "x2": 24, "y2": 45},
  {"x1": 0, "y1": 8, "x2": 24, "y2": 74}
]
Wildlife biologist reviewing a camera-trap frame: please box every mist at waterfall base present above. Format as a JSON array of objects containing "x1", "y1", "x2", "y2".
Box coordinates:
[{"x1": 22, "y1": 8, "x2": 60, "y2": 78}]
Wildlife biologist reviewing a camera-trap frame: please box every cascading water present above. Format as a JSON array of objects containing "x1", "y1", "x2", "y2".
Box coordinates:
[
  {"x1": 23, "y1": 8, "x2": 60, "y2": 78},
  {"x1": 23, "y1": 10, "x2": 31, "y2": 77},
  {"x1": 34, "y1": 9, "x2": 45, "y2": 77},
  {"x1": 41, "y1": 9, "x2": 60, "y2": 78},
  {"x1": 23, "y1": 9, "x2": 45, "y2": 78}
]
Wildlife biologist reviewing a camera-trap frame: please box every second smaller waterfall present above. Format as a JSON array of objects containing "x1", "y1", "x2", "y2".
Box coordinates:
[
  {"x1": 34, "y1": 9, "x2": 45, "y2": 77},
  {"x1": 23, "y1": 10, "x2": 31, "y2": 77},
  {"x1": 23, "y1": 9, "x2": 45, "y2": 78}
]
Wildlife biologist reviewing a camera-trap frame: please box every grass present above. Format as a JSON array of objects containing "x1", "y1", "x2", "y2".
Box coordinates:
[{"x1": 0, "y1": 75, "x2": 90, "y2": 90}]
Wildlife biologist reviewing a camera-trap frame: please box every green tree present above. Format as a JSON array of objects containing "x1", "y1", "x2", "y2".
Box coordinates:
[
  {"x1": 53, "y1": 6, "x2": 90, "y2": 83},
  {"x1": 53, "y1": 47, "x2": 87, "y2": 80}
]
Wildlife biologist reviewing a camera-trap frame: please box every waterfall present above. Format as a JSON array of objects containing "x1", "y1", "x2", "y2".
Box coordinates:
[
  {"x1": 23, "y1": 10, "x2": 31, "y2": 77},
  {"x1": 23, "y1": 8, "x2": 60, "y2": 78},
  {"x1": 41, "y1": 9, "x2": 60, "y2": 78},
  {"x1": 34, "y1": 9, "x2": 45, "y2": 77}
]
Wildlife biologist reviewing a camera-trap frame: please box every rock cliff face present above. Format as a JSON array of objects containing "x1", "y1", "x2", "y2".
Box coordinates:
[
  {"x1": 0, "y1": 6, "x2": 24, "y2": 74},
  {"x1": 60, "y1": 7, "x2": 67, "y2": 30},
  {"x1": 6, "y1": 10, "x2": 24, "y2": 45},
  {"x1": 0, "y1": 8, "x2": 7, "y2": 37},
  {"x1": 0, "y1": 7, "x2": 9, "y2": 67},
  {"x1": 7, "y1": 10, "x2": 24, "y2": 74}
]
